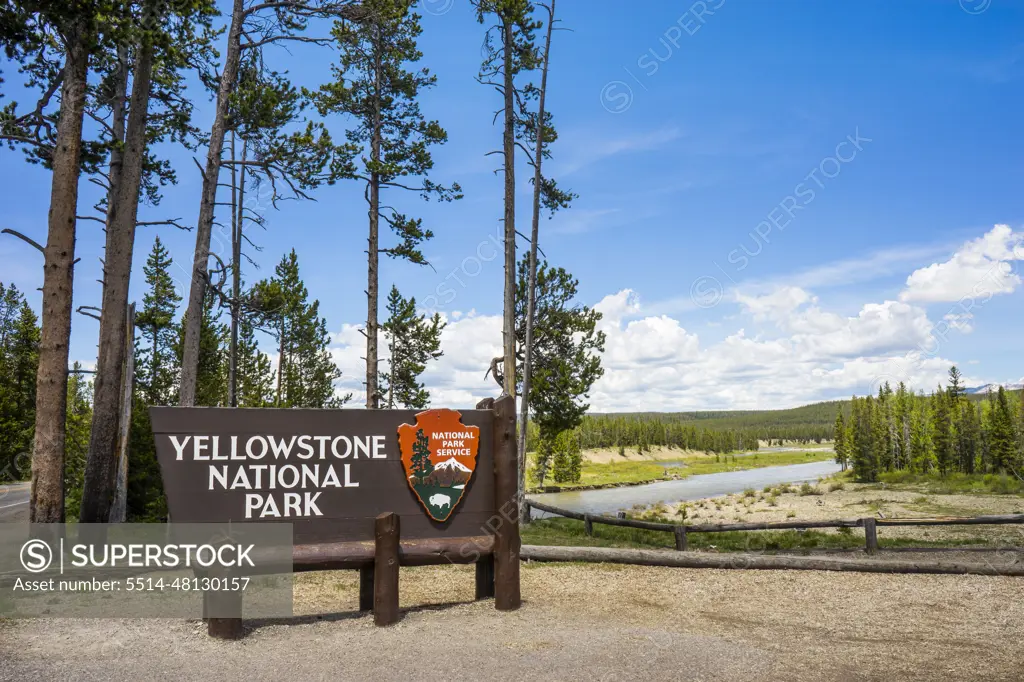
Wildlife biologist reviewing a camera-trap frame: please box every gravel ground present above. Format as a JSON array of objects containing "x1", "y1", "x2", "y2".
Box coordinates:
[{"x1": 1, "y1": 562, "x2": 1021, "y2": 681}]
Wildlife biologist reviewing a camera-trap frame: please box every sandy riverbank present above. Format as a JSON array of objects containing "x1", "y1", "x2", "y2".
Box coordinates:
[
  {"x1": 660, "y1": 478, "x2": 1024, "y2": 544},
  {"x1": 582, "y1": 444, "x2": 833, "y2": 465}
]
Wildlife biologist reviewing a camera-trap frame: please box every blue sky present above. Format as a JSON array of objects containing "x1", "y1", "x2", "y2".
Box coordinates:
[{"x1": 1, "y1": 0, "x2": 1022, "y2": 410}]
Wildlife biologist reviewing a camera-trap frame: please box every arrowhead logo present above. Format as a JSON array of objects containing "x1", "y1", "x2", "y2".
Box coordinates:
[{"x1": 398, "y1": 409, "x2": 481, "y2": 522}]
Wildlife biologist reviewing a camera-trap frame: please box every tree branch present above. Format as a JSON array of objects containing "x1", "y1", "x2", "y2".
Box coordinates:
[{"x1": 1, "y1": 228, "x2": 45, "y2": 253}]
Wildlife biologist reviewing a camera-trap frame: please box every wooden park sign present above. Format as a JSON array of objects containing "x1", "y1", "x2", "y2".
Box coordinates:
[{"x1": 150, "y1": 395, "x2": 521, "y2": 638}]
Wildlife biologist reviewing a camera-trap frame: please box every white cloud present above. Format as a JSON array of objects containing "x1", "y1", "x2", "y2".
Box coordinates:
[
  {"x1": 326, "y1": 227, "x2": 1019, "y2": 412},
  {"x1": 735, "y1": 286, "x2": 815, "y2": 323},
  {"x1": 943, "y1": 312, "x2": 974, "y2": 333},
  {"x1": 594, "y1": 289, "x2": 641, "y2": 327},
  {"x1": 900, "y1": 224, "x2": 1024, "y2": 303}
]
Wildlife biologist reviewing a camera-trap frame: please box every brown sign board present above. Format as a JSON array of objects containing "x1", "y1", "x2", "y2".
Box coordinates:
[{"x1": 150, "y1": 407, "x2": 496, "y2": 546}]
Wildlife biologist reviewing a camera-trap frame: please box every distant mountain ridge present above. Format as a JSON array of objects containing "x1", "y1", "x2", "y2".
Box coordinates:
[{"x1": 965, "y1": 379, "x2": 1024, "y2": 395}]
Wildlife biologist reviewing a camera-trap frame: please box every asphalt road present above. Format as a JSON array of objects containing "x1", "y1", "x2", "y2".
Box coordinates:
[{"x1": 0, "y1": 483, "x2": 30, "y2": 522}]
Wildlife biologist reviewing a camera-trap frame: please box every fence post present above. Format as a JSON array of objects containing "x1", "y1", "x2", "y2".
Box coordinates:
[
  {"x1": 374, "y1": 512, "x2": 400, "y2": 626},
  {"x1": 492, "y1": 394, "x2": 521, "y2": 611},
  {"x1": 475, "y1": 555, "x2": 495, "y2": 600},
  {"x1": 358, "y1": 566, "x2": 374, "y2": 611},
  {"x1": 584, "y1": 514, "x2": 593, "y2": 537},
  {"x1": 862, "y1": 517, "x2": 878, "y2": 555},
  {"x1": 674, "y1": 526, "x2": 688, "y2": 551},
  {"x1": 206, "y1": 573, "x2": 244, "y2": 640}
]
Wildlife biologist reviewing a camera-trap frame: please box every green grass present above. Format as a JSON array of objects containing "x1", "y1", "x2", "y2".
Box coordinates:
[
  {"x1": 873, "y1": 471, "x2": 1024, "y2": 496},
  {"x1": 521, "y1": 517, "x2": 998, "y2": 553},
  {"x1": 532, "y1": 450, "x2": 836, "y2": 492}
]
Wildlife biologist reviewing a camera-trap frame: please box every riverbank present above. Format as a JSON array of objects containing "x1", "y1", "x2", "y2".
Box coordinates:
[
  {"x1": 523, "y1": 470, "x2": 1024, "y2": 551},
  {"x1": 528, "y1": 448, "x2": 835, "y2": 493},
  {"x1": 662, "y1": 472, "x2": 1024, "y2": 545}
]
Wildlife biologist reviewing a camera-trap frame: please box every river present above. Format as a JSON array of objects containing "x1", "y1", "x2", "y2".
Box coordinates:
[{"x1": 529, "y1": 460, "x2": 842, "y2": 517}]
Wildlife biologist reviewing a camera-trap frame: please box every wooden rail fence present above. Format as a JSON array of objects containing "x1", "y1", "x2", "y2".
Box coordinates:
[{"x1": 525, "y1": 500, "x2": 1024, "y2": 555}]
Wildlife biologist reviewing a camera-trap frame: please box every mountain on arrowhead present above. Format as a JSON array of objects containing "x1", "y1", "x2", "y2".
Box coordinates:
[
  {"x1": 423, "y1": 457, "x2": 472, "y2": 487},
  {"x1": 433, "y1": 457, "x2": 471, "y2": 473}
]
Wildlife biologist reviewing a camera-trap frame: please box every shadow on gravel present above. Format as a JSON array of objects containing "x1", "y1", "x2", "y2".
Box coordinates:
[{"x1": 243, "y1": 599, "x2": 481, "y2": 634}]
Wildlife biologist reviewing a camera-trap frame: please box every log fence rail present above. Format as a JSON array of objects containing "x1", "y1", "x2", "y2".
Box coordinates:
[{"x1": 525, "y1": 499, "x2": 1024, "y2": 555}]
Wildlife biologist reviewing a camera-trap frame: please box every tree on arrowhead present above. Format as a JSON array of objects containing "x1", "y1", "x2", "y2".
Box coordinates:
[{"x1": 410, "y1": 428, "x2": 433, "y2": 482}]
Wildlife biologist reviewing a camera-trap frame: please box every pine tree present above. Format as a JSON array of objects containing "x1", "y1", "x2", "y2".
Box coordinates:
[
  {"x1": 5, "y1": 4, "x2": 100, "y2": 522},
  {"x1": 893, "y1": 382, "x2": 912, "y2": 470},
  {"x1": 1017, "y1": 390, "x2": 1024, "y2": 464},
  {"x1": 234, "y1": 317, "x2": 276, "y2": 408},
  {"x1": 313, "y1": 0, "x2": 460, "y2": 409},
  {"x1": 125, "y1": 399, "x2": 166, "y2": 522},
  {"x1": 910, "y1": 393, "x2": 932, "y2": 472},
  {"x1": 134, "y1": 237, "x2": 181, "y2": 405},
  {"x1": 514, "y1": 258, "x2": 605, "y2": 442},
  {"x1": 551, "y1": 429, "x2": 581, "y2": 483},
  {"x1": 956, "y1": 400, "x2": 981, "y2": 474},
  {"x1": 0, "y1": 285, "x2": 39, "y2": 482},
  {"x1": 833, "y1": 410, "x2": 848, "y2": 471},
  {"x1": 987, "y1": 387, "x2": 1017, "y2": 473},
  {"x1": 379, "y1": 286, "x2": 445, "y2": 409},
  {"x1": 931, "y1": 386, "x2": 954, "y2": 475},
  {"x1": 175, "y1": 290, "x2": 228, "y2": 407},
  {"x1": 947, "y1": 366, "x2": 965, "y2": 400},
  {"x1": 250, "y1": 250, "x2": 347, "y2": 408},
  {"x1": 410, "y1": 429, "x2": 433, "y2": 482},
  {"x1": 63, "y1": 364, "x2": 94, "y2": 520},
  {"x1": 516, "y1": 0, "x2": 575, "y2": 522},
  {"x1": 178, "y1": 0, "x2": 357, "y2": 407},
  {"x1": 474, "y1": 0, "x2": 541, "y2": 399},
  {"x1": 851, "y1": 396, "x2": 879, "y2": 482}
]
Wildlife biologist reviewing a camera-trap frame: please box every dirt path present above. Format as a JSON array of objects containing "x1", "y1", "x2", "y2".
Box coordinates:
[{"x1": 2, "y1": 562, "x2": 1021, "y2": 681}]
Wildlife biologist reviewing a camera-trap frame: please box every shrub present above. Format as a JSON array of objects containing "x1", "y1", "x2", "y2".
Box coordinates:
[
  {"x1": 828, "y1": 482, "x2": 845, "y2": 492},
  {"x1": 799, "y1": 482, "x2": 823, "y2": 496},
  {"x1": 743, "y1": 488, "x2": 756, "y2": 498}
]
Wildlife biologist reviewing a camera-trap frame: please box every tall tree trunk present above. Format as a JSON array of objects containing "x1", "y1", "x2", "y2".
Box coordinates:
[
  {"x1": 30, "y1": 22, "x2": 90, "y2": 523},
  {"x1": 365, "y1": 45, "x2": 382, "y2": 410},
  {"x1": 105, "y1": 46, "x2": 129, "y2": 222},
  {"x1": 227, "y1": 132, "x2": 238, "y2": 407},
  {"x1": 149, "y1": 322, "x2": 159, "y2": 404},
  {"x1": 501, "y1": 18, "x2": 517, "y2": 400},
  {"x1": 388, "y1": 333, "x2": 397, "y2": 409},
  {"x1": 518, "y1": 0, "x2": 555, "y2": 523},
  {"x1": 228, "y1": 134, "x2": 246, "y2": 407},
  {"x1": 81, "y1": 12, "x2": 158, "y2": 523},
  {"x1": 276, "y1": 316, "x2": 285, "y2": 407},
  {"x1": 179, "y1": 0, "x2": 245, "y2": 406}
]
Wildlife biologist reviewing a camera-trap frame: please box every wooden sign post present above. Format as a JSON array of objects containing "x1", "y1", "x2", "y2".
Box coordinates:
[{"x1": 150, "y1": 395, "x2": 521, "y2": 638}]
